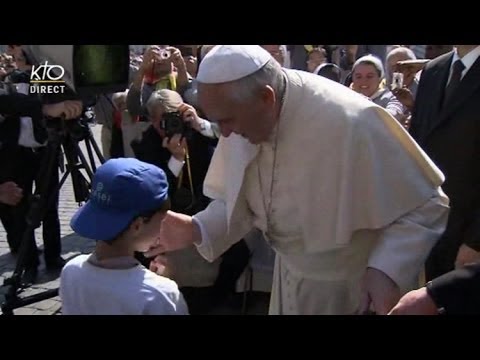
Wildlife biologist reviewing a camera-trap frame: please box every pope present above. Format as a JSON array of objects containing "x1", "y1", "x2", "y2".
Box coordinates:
[{"x1": 146, "y1": 45, "x2": 449, "y2": 315}]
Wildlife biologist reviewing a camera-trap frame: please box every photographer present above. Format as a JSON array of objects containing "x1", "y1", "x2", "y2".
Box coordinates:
[
  {"x1": 1, "y1": 79, "x2": 82, "y2": 263},
  {"x1": 0, "y1": 51, "x2": 82, "y2": 282},
  {"x1": 0, "y1": 90, "x2": 82, "y2": 124},
  {"x1": 127, "y1": 45, "x2": 190, "y2": 121},
  {"x1": 0, "y1": 93, "x2": 82, "y2": 281},
  {"x1": 131, "y1": 89, "x2": 211, "y2": 213}
]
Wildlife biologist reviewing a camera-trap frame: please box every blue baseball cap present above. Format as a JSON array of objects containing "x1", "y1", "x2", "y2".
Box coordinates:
[{"x1": 70, "y1": 158, "x2": 169, "y2": 242}]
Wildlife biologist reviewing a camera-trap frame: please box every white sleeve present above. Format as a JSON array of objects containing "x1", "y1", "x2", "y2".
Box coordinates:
[
  {"x1": 198, "y1": 119, "x2": 217, "y2": 139},
  {"x1": 368, "y1": 187, "x2": 450, "y2": 292},
  {"x1": 386, "y1": 95, "x2": 408, "y2": 121},
  {"x1": 192, "y1": 199, "x2": 240, "y2": 263},
  {"x1": 168, "y1": 156, "x2": 184, "y2": 177},
  {"x1": 210, "y1": 123, "x2": 221, "y2": 138}
]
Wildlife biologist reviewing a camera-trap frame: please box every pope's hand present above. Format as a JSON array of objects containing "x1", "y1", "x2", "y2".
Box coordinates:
[
  {"x1": 145, "y1": 211, "x2": 196, "y2": 258},
  {"x1": 358, "y1": 267, "x2": 401, "y2": 315}
]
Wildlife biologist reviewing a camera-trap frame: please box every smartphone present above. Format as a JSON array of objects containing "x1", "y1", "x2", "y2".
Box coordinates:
[{"x1": 391, "y1": 72, "x2": 404, "y2": 90}]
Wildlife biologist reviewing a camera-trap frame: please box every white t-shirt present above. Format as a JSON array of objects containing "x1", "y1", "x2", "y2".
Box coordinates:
[{"x1": 60, "y1": 254, "x2": 189, "y2": 315}]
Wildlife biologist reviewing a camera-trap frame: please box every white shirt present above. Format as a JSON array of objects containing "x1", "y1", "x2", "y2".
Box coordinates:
[
  {"x1": 168, "y1": 156, "x2": 185, "y2": 177},
  {"x1": 60, "y1": 254, "x2": 189, "y2": 315},
  {"x1": 198, "y1": 118, "x2": 217, "y2": 138},
  {"x1": 167, "y1": 118, "x2": 217, "y2": 177},
  {"x1": 15, "y1": 83, "x2": 45, "y2": 148},
  {"x1": 449, "y1": 46, "x2": 480, "y2": 83}
]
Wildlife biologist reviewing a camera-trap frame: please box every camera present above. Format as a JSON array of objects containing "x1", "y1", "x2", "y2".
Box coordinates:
[
  {"x1": 391, "y1": 72, "x2": 404, "y2": 90},
  {"x1": 0, "y1": 81, "x2": 16, "y2": 96},
  {"x1": 160, "y1": 49, "x2": 171, "y2": 60},
  {"x1": 63, "y1": 107, "x2": 96, "y2": 141},
  {"x1": 161, "y1": 111, "x2": 192, "y2": 139}
]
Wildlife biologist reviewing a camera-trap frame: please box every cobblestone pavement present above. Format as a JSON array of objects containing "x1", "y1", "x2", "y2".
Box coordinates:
[{"x1": 0, "y1": 124, "x2": 102, "y2": 315}]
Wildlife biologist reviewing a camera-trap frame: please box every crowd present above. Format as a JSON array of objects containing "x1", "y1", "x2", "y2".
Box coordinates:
[{"x1": 1, "y1": 44, "x2": 479, "y2": 315}]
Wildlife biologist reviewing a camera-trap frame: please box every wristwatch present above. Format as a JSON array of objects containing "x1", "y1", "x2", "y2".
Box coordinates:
[
  {"x1": 199, "y1": 119, "x2": 207, "y2": 132},
  {"x1": 425, "y1": 281, "x2": 446, "y2": 315}
]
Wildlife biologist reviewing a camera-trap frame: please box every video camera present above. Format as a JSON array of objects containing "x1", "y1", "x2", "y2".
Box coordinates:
[
  {"x1": 23, "y1": 45, "x2": 131, "y2": 135},
  {"x1": 22, "y1": 45, "x2": 130, "y2": 101},
  {"x1": 161, "y1": 111, "x2": 192, "y2": 139}
]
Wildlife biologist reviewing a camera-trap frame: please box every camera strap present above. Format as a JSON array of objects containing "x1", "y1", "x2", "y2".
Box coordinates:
[{"x1": 177, "y1": 143, "x2": 195, "y2": 200}]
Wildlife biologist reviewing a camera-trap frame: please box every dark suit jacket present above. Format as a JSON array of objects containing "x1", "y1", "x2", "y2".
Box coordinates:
[
  {"x1": 131, "y1": 125, "x2": 213, "y2": 215},
  {"x1": 409, "y1": 51, "x2": 480, "y2": 251},
  {"x1": 427, "y1": 263, "x2": 480, "y2": 314},
  {"x1": 0, "y1": 92, "x2": 47, "y2": 150}
]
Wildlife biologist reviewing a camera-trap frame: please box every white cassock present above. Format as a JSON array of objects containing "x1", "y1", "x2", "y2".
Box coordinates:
[{"x1": 193, "y1": 69, "x2": 449, "y2": 315}]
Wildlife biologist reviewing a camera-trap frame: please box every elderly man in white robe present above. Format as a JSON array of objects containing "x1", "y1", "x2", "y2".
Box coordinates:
[{"x1": 146, "y1": 45, "x2": 449, "y2": 315}]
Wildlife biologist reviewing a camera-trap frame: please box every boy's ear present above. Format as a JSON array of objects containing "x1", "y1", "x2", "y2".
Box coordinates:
[{"x1": 129, "y1": 217, "x2": 144, "y2": 232}]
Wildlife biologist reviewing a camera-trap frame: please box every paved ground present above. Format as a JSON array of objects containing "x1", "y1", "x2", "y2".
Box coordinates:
[{"x1": 0, "y1": 124, "x2": 270, "y2": 315}]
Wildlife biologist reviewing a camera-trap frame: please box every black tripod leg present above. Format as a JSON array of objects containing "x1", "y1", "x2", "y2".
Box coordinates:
[
  {"x1": 75, "y1": 127, "x2": 106, "y2": 176},
  {"x1": 71, "y1": 139, "x2": 94, "y2": 181},
  {"x1": 1, "y1": 140, "x2": 60, "y2": 315},
  {"x1": 62, "y1": 136, "x2": 90, "y2": 204},
  {"x1": 84, "y1": 138, "x2": 97, "y2": 173},
  {"x1": 86, "y1": 127, "x2": 105, "y2": 164},
  {"x1": 58, "y1": 167, "x2": 71, "y2": 189}
]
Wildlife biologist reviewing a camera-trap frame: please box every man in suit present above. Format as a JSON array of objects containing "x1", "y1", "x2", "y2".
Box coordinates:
[
  {"x1": 0, "y1": 87, "x2": 82, "y2": 257},
  {"x1": 409, "y1": 45, "x2": 480, "y2": 281},
  {"x1": 389, "y1": 263, "x2": 480, "y2": 315}
]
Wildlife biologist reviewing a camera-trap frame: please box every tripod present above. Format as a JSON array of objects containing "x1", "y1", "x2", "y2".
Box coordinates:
[{"x1": 1, "y1": 118, "x2": 105, "y2": 315}]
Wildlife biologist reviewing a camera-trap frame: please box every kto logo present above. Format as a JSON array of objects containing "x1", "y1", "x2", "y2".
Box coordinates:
[{"x1": 29, "y1": 61, "x2": 66, "y2": 94}]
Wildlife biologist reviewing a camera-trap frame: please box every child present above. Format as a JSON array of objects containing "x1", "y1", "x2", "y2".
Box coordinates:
[{"x1": 60, "y1": 158, "x2": 188, "y2": 315}]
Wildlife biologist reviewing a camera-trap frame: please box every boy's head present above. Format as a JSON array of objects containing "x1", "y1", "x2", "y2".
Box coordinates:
[{"x1": 70, "y1": 158, "x2": 170, "y2": 252}]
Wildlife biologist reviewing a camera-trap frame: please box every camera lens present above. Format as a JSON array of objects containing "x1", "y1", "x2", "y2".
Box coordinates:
[{"x1": 161, "y1": 50, "x2": 170, "y2": 59}]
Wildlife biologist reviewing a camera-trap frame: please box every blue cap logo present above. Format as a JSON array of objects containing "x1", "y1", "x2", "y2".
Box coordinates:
[{"x1": 70, "y1": 158, "x2": 169, "y2": 242}]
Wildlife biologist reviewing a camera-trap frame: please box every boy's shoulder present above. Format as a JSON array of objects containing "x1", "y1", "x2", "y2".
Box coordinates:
[
  {"x1": 63, "y1": 254, "x2": 90, "y2": 269},
  {"x1": 60, "y1": 254, "x2": 91, "y2": 280},
  {"x1": 142, "y1": 271, "x2": 188, "y2": 314},
  {"x1": 143, "y1": 271, "x2": 181, "y2": 295}
]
